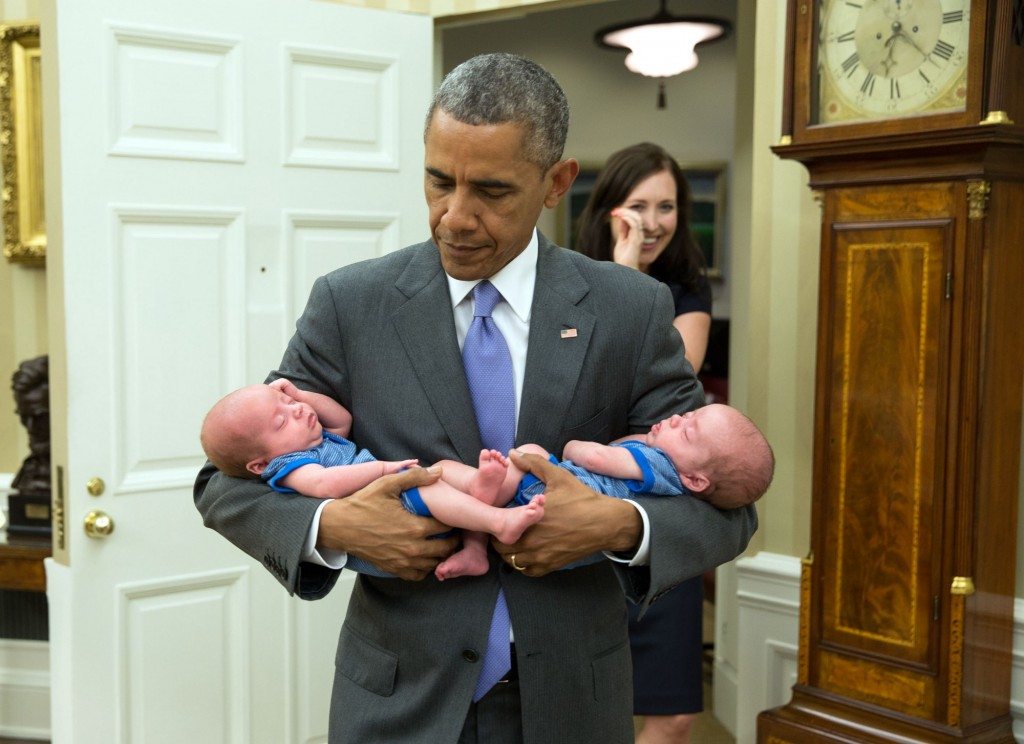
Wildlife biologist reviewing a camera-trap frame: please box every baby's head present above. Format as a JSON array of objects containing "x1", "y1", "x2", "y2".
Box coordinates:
[
  {"x1": 200, "y1": 384, "x2": 324, "y2": 478},
  {"x1": 646, "y1": 403, "x2": 774, "y2": 509}
]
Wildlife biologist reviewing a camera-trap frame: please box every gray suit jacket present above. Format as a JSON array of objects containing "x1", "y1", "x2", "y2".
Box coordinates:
[{"x1": 194, "y1": 235, "x2": 757, "y2": 744}]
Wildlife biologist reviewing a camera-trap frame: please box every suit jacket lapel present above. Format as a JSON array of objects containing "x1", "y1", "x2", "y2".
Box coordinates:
[
  {"x1": 518, "y1": 236, "x2": 595, "y2": 449},
  {"x1": 391, "y1": 243, "x2": 480, "y2": 464}
]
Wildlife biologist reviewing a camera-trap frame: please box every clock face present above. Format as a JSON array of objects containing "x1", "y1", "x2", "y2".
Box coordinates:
[{"x1": 816, "y1": 0, "x2": 970, "y2": 124}]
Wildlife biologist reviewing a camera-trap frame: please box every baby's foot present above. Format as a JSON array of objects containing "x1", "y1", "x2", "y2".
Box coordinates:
[
  {"x1": 470, "y1": 449, "x2": 509, "y2": 506},
  {"x1": 493, "y1": 494, "x2": 546, "y2": 544},
  {"x1": 435, "y1": 544, "x2": 490, "y2": 581}
]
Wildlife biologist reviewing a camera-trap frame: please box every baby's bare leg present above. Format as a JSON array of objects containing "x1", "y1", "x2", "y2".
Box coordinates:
[
  {"x1": 435, "y1": 531, "x2": 490, "y2": 581},
  {"x1": 470, "y1": 450, "x2": 509, "y2": 504},
  {"x1": 434, "y1": 495, "x2": 546, "y2": 581},
  {"x1": 429, "y1": 446, "x2": 551, "y2": 581},
  {"x1": 417, "y1": 481, "x2": 546, "y2": 580},
  {"x1": 417, "y1": 481, "x2": 545, "y2": 545},
  {"x1": 437, "y1": 446, "x2": 549, "y2": 507}
]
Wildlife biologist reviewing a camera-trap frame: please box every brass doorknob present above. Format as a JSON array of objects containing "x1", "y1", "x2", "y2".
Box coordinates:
[{"x1": 83, "y1": 510, "x2": 115, "y2": 538}]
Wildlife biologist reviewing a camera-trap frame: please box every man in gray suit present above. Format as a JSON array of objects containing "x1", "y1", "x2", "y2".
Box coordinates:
[{"x1": 194, "y1": 53, "x2": 757, "y2": 744}]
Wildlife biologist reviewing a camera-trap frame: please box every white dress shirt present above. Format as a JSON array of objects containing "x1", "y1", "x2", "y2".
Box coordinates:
[{"x1": 301, "y1": 230, "x2": 651, "y2": 568}]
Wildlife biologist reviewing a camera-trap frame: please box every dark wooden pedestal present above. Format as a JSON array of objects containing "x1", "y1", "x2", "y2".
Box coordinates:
[{"x1": 0, "y1": 526, "x2": 50, "y2": 593}]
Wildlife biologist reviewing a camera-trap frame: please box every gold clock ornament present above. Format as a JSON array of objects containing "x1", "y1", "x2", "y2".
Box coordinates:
[{"x1": 816, "y1": 0, "x2": 970, "y2": 123}]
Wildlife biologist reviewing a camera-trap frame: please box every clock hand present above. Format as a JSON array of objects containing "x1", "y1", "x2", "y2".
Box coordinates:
[
  {"x1": 894, "y1": 30, "x2": 929, "y2": 61},
  {"x1": 881, "y1": 38, "x2": 899, "y2": 74}
]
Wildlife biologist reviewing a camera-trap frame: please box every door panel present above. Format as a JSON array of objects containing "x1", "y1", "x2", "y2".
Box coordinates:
[
  {"x1": 813, "y1": 184, "x2": 955, "y2": 720},
  {"x1": 43, "y1": 0, "x2": 430, "y2": 741}
]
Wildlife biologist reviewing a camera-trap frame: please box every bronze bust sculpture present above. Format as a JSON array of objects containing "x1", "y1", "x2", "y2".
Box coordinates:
[{"x1": 11, "y1": 355, "x2": 50, "y2": 496}]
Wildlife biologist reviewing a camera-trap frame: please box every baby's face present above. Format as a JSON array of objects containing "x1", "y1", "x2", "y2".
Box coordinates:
[
  {"x1": 645, "y1": 404, "x2": 732, "y2": 472},
  {"x1": 244, "y1": 385, "x2": 324, "y2": 459}
]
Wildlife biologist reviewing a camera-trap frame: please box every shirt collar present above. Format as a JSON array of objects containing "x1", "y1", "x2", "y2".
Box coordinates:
[{"x1": 446, "y1": 229, "x2": 537, "y2": 323}]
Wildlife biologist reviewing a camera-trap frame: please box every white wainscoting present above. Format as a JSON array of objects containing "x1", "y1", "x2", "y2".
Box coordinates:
[
  {"x1": 0, "y1": 639, "x2": 50, "y2": 740},
  {"x1": 725, "y1": 553, "x2": 1024, "y2": 743}
]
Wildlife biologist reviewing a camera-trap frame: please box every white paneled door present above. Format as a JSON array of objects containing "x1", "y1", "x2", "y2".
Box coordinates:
[{"x1": 41, "y1": 0, "x2": 431, "y2": 741}]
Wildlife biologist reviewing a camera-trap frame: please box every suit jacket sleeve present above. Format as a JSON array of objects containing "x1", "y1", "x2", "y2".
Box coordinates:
[
  {"x1": 193, "y1": 276, "x2": 348, "y2": 598},
  {"x1": 611, "y1": 281, "x2": 758, "y2": 614}
]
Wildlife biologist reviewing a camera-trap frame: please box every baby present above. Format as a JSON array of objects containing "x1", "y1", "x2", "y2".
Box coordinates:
[
  {"x1": 427, "y1": 403, "x2": 772, "y2": 578},
  {"x1": 507, "y1": 403, "x2": 774, "y2": 511},
  {"x1": 202, "y1": 381, "x2": 771, "y2": 581},
  {"x1": 199, "y1": 379, "x2": 545, "y2": 581}
]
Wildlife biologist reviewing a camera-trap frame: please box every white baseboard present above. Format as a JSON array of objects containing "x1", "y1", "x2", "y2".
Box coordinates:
[
  {"x1": 732, "y1": 552, "x2": 801, "y2": 744},
  {"x1": 713, "y1": 654, "x2": 739, "y2": 737},
  {"x1": 727, "y1": 554, "x2": 1024, "y2": 744},
  {"x1": 0, "y1": 638, "x2": 51, "y2": 740}
]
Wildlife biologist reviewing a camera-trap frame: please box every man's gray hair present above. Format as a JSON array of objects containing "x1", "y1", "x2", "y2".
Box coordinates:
[{"x1": 425, "y1": 53, "x2": 569, "y2": 172}]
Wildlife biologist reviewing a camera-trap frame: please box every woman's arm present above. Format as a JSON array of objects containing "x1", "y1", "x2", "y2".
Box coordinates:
[{"x1": 673, "y1": 310, "x2": 711, "y2": 372}]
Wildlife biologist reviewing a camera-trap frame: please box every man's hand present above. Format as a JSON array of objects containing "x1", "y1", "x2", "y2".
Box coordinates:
[
  {"x1": 316, "y1": 466, "x2": 459, "y2": 580},
  {"x1": 492, "y1": 450, "x2": 642, "y2": 577}
]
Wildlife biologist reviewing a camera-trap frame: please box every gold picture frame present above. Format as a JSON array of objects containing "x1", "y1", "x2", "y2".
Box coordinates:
[{"x1": 1, "y1": 24, "x2": 45, "y2": 266}]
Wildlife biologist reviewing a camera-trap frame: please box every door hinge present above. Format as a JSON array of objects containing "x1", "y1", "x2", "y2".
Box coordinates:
[
  {"x1": 945, "y1": 272, "x2": 953, "y2": 299},
  {"x1": 54, "y1": 465, "x2": 66, "y2": 552},
  {"x1": 933, "y1": 595, "x2": 940, "y2": 620}
]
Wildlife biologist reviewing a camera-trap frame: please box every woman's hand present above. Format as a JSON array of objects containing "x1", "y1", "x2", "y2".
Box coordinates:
[{"x1": 610, "y1": 207, "x2": 644, "y2": 270}]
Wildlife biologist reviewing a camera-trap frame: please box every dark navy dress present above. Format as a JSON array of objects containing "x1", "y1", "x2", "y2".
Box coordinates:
[{"x1": 628, "y1": 274, "x2": 712, "y2": 715}]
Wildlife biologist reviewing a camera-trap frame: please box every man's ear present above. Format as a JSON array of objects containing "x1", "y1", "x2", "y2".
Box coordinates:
[
  {"x1": 247, "y1": 458, "x2": 269, "y2": 476},
  {"x1": 680, "y1": 470, "x2": 711, "y2": 494},
  {"x1": 544, "y1": 158, "x2": 580, "y2": 209}
]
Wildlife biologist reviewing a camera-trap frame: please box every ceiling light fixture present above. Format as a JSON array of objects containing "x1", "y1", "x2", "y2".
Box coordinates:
[{"x1": 595, "y1": 0, "x2": 731, "y2": 109}]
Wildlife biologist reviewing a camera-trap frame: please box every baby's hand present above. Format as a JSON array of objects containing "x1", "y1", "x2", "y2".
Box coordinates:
[
  {"x1": 383, "y1": 459, "x2": 419, "y2": 475},
  {"x1": 268, "y1": 377, "x2": 300, "y2": 399}
]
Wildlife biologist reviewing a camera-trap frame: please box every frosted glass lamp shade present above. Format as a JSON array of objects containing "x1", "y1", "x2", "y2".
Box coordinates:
[
  {"x1": 601, "y1": 21, "x2": 724, "y2": 77},
  {"x1": 595, "y1": 1, "x2": 730, "y2": 79}
]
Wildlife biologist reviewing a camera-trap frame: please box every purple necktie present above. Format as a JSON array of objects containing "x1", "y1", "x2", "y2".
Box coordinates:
[{"x1": 463, "y1": 280, "x2": 515, "y2": 702}]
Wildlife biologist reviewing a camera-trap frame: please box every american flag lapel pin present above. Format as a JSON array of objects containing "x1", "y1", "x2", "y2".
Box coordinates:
[{"x1": 560, "y1": 327, "x2": 578, "y2": 339}]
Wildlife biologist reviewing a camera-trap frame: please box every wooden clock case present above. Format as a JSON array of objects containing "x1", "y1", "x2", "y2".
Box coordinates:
[{"x1": 758, "y1": 1, "x2": 1024, "y2": 741}]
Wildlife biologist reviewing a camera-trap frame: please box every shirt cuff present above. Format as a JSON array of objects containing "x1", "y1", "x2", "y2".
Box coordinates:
[
  {"x1": 302, "y1": 500, "x2": 348, "y2": 569},
  {"x1": 602, "y1": 500, "x2": 651, "y2": 566}
]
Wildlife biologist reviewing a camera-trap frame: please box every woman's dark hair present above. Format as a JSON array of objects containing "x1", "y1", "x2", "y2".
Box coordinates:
[{"x1": 575, "y1": 142, "x2": 706, "y2": 292}]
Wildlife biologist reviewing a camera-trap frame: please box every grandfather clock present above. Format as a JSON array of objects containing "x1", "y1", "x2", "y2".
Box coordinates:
[{"x1": 759, "y1": 0, "x2": 1024, "y2": 741}]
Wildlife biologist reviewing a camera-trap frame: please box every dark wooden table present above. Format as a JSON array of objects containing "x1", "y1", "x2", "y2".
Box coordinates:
[{"x1": 0, "y1": 527, "x2": 50, "y2": 592}]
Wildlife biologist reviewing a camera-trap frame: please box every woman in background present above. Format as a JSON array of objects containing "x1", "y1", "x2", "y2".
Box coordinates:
[{"x1": 576, "y1": 142, "x2": 712, "y2": 744}]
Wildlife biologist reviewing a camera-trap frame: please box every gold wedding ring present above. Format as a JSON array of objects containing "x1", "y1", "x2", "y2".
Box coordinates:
[{"x1": 510, "y1": 554, "x2": 527, "y2": 571}]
